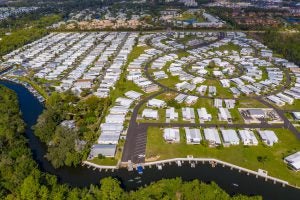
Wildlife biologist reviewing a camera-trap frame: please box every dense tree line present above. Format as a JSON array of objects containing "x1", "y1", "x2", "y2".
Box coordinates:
[
  {"x1": 0, "y1": 14, "x2": 61, "y2": 57},
  {"x1": 33, "y1": 91, "x2": 110, "y2": 168},
  {"x1": 256, "y1": 30, "x2": 300, "y2": 65}
]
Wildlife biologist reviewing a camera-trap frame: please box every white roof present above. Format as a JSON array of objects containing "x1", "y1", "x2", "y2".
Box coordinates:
[{"x1": 204, "y1": 128, "x2": 221, "y2": 145}]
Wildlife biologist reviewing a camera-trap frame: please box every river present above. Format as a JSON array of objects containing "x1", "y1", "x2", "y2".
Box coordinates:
[{"x1": 1, "y1": 80, "x2": 300, "y2": 199}]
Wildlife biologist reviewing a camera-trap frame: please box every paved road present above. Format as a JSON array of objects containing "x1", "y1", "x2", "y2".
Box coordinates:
[{"x1": 121, "y1": 90, "x2": 166, "y2": 163}]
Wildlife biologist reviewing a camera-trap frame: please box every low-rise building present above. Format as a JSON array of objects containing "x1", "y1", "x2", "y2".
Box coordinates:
[
  {"x1": 258, "y1": 130, "x2": 278, "y2": 146},
  {"x1": 163, "y1": 128, "x2": 180, "y2": 143},
  {"x1": 88, "y1": 144, "x2": 117, "y2": 158},
  {"x1": 221, "y1": 129, "x2": 240, "y2": 146},
  {"x1": 142, "y1": 109, "x2": 158, "y2": 119},
  {"x1": 284, "y1": 152, "x2": 300, "y2": 171},
  {"x1": 203, "y1": 128, "x2": 221, "y2": 147},
  {"x1": 238, "y1": 130, "x2": 258, "y2": 146},
  {"x1": 147, "y1": 99, "x2": 166, "y2": 108},
  {"x1": 185, "y1": 127, "x2": 201, "y2": 144}
]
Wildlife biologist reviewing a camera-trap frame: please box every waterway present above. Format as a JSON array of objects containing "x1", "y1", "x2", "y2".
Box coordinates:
[{"x1": 1, "y1": 80, "x2": 300, "y2": 200}]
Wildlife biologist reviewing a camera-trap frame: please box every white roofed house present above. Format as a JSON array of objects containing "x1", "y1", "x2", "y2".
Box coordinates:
[
  {"x1": 220, "y1": 79, "x2": 230, "y2": 88},
  {"x1": 218, "y1": 107, "x2": 232, "y2": 122},
  {"x1": 208, "y1": 86, "x2": 217, "y2": 96},
  {"x1": 163, "y1": 128, "x2": 180, "y2": 143},
  {"x1": 214, "y1": 99, "x2": 223, "y2": 108},
  {"x1": 238, "y1": 130, "x2": 258, "y2": 146},
  {"x1": 267, "y1": 95, "x2": 285, "y2": 107},
  {"x1": 284, "y1": 152, "x2": 300, "y2": 171},
  {"x1": 292, "y1": 112, "x2": 300, "y2": 121},
  {"x1": 124, "y1": 90, "x2": 143, "y2": 100},
  {"x1": 73, "y1": 79, "x2": 93, "y2": 89},
  {"x1": 258, "y1": 130, "x2": 278, "y2": 146},
  {"x1": 115, "y1": 97, "x2": 134, "y2": 108},
  {"x1": 182, "y1": 107, "x2": 195, "y2": 122},
  {"x1": 147, "y1": 98, "x2": 166, "y2": 108},
  {"x1": 204, "y1": 128, "x2": 221, "y2": 147},
  {"x1": 197, "y1": 108, "x2": 212, "y2": 122},
  {"x1": 142, "y1": 109, "x2": 158, "y2": 119},
  {"x1": 185, "y1": 127, "x2": 202, "y2": 144},
  {"x1": 105, "y1": 114, "x2": 125, "y2": 124},
  {"x1": 185, "y1": 95, "x2": 198, "y2": 105},
  {"x1": 276, "y1": 93, "x2": 294, "y2": 105},
  {"x1": 109, "y1": 106, "x2": 129, "y2": 115},
  {"x1": 175, "y1": 94, "x2": 187, "y2": 103},
  {"x1": 88, "y1": 144, "x2": 117, "y2": 159},
  {"x1": 97, "y1": 133, "x2": 120, "y2": 145},
  {"x1": 221, "y1": 129, "x2": 240, "y2": 147},
  {"x1": 100, "y1": 123, "x2": 123, "y2": 135},
  {"x1": 166, "y1": 107, "x2": 178, "y2": 122},
  {"x1": 196, "y1": 85, "x2": 207, "y2": 95},
  {"x1": 224, "y1": 99, "x2": 236, "y2": 109}
]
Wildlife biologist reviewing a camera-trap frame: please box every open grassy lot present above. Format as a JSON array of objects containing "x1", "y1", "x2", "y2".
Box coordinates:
[
  {"x1": 176, "y1": 11, "x2": 205, "y2": 23},
  {"x1": 238, "y1": 98, "x2": 268, "y2": 108},
  {"x1": 146, "y1": 127, "x2": 300, "y2": 186},
  {"x1": 90, "y1": 157, "x2": 118, "y2": 166},
  {"x1": 214, "y1": 42, "x2": 241, "y2": 52},
  {"x1": 203, "y1": 79, "x2": 233, "y2": 98},
  {"x1": 280, "y1": 100, "x2": 300, "y2": 110}
]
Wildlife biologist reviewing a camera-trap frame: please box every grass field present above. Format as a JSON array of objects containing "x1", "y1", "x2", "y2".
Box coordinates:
[
  {"x1": 146, "y1": 127, "x2": 300, "y2": 186},
  {"x1": 280, "y1": 100, "x2": 300, "y2": 110},
  {"x1": 90, "y1": 157, "x2": 118, "y2": 166}
]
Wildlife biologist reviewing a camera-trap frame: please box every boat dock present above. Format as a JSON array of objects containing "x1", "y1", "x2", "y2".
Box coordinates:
[
  {"x1": 82, "y1": 161, "x2": 118, "y2": 172},
  {"x1": 137, "y1": 158, "x2": 289, "y2": 187}
]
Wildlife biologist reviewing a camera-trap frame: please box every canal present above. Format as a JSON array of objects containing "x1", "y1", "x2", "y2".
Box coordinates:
[{"x1": 1, "y1": 80, "x2": 300, "y2": 200}]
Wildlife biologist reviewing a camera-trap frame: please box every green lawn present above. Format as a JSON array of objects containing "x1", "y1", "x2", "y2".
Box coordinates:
[
  {"x1": 146, "y1": 127, "x2": 300, "y2": 186},
  {"x1": 238, "y1": 98, "x2": 268, "y2": 108},
  {"x1": 203, "y1": 79, "x2": 233, "y2": 98},
  {"x1": 281, "y1": 100, "x2": 300, "y2": 110},
  {"x1": 214, "y1": 42, "x2": 241, "y2": 52},
  {"x1": 90, "y1": 157, "x2": 118, "y2": 166},
  {"x1": 176, "y1": 11, "x2": 205, "y2": 23}
]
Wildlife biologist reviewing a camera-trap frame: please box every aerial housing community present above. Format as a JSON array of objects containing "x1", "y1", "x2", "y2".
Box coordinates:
[{"x1": 1, "y1": 1, "x2": 300, "y2": 188}]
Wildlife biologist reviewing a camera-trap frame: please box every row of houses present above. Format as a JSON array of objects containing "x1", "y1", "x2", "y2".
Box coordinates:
[
  {"x1": 268, "y1": 67, "x2": 300, "y2": 106},
  {"x1": 89, "y1": 90, "x2": 143, "y2": 158},
  {"x1": 127, "y1": 46, "x2": 162, "y2": 93},
  {"x1": 5, "y1": 32, "x2": 75, "y2": 65},
  {"x1": 142, "y1": 101, "x2": 234, "y2": 123},
  {"x1": 185, "y1": 33, "x2": 288, "y2": 97},
  {"x1": 95, "y1": 33, "x2": 138, "y2": 98},
  {"x1": 163, "y1": 127, "x2": 278, "y2": 147}
]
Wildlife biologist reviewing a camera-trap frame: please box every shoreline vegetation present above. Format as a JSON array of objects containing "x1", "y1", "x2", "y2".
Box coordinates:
[{"x1": 0, "y1": 84, "x2": 261, "y2": 199}]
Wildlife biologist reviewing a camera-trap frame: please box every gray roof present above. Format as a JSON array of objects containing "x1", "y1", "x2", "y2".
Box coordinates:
[{"x1": 90, "y1": 144, "x2": 117, "y2": 157}]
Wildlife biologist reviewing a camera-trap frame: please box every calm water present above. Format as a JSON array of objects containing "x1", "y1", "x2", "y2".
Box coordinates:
[{"x1": 1, "y1": 80, "x2": 300, "y2": 199}]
